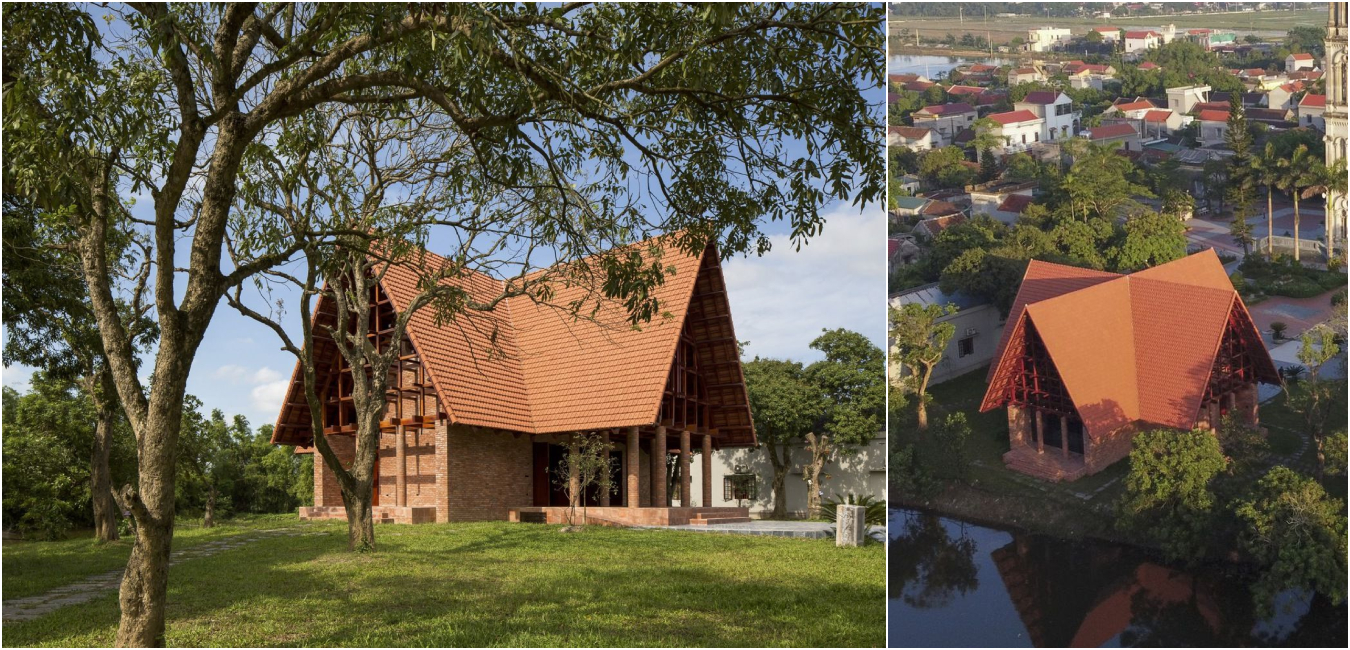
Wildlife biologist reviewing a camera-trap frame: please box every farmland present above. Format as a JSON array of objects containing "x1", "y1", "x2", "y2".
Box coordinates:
[{"x1": 888, "y1": 8, "x2": 1321, "y2": 45}]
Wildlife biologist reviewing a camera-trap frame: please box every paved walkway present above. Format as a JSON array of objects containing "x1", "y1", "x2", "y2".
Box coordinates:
[
  {"x1": 646, "y1": 520, "x2": 883, "y2": 541},
  {"x1": 2, "y1": 528, "x2": 306, "y2": 623}
]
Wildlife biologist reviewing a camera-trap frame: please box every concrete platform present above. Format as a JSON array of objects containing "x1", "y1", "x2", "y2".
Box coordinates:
[
  {"x1": 507, "y1": 506, "x2": 750, "y2": 527},
  {"x1": 298, "y1": 505, "x2": 436, "y2": 524}
]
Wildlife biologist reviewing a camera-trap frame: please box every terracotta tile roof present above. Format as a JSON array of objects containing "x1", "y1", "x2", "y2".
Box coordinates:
[
  {"x1": 1113, "y1": 99, "x2": 1155, "y2": 112},
  {"x1": 914, "y1": 213, "x2": 966, "y2": 238},
  {"x1": 1197, "y1": 109, "x2": 1230, "y2": 122},
  {"x1": 272, "y1": 236, "x2": 755, "y2": 447},
  {"x1": 1290, "y1": 52, "x2": 1314, "y2": 60},
  {"x1": 946, "y1": 85, "x2": 985, "y2": 96},
  {"x1": 1242, "y1": 68, "x2": 1267, "y2": 76},
  {"x1": 1013, "y1": 67, "x2": 1040, "y2": 75},
  {"x1": 903, "y1": 80, "x2": 936, "y2": 92},
  {"x1": 889, "y1": 73, "x2": 921, "y2": 84},
  {"x1": 975, "y1": 91, "x2": 1006, "y2": 106},
  {"x1": 980, "y1": 251, "x2": 1279, "y2": 436},
  {"x1": 1138, "y1": 62, "x2": 1160, "y2": 70},
  {"x1": 969, "y1": 64, "x2": 997, "y2": 73},
  {"x1": 1020, "y1": 91, "x2": 1062, "y2": 105},
  {"x1": 889, "y1": 125, "x2": 934, "y2": 139},
  {"x1": 988, "y1": 109, "x2": 1041, "y2": 125},
  {"x1": 921, "y1": 200, "x2": 963, "y2": 217},
  {"x1": 1089, "y1": 123, "x2": 1138, "y2": 140},
  {"x1": 1144, "y1": 109, "x2": 1173, "y2": 123},
  {"x1": 916, "y1": 102, "x2": 976, "y2": 116},
  {"x1": 1093, "y1": 26, "x2": 1119, "y2": 32},
  {"x1": 997, "y1": 194, "x2": 1035, "y2": 214},
  {"x1": 1248, "y1": 108, "x2": 1293, "y2": 122},
  {"x1": 1301, "y1": 93, "x2": 1327, "y2": 108},
  {"x1": 1125, "y1": 30, "x2": 1159, "y2": 39}
]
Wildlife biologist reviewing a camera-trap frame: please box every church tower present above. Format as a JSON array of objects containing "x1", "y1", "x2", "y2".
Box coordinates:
[{"x1": 1326, "y1": 2, "x2": 1348, "y2": 255}]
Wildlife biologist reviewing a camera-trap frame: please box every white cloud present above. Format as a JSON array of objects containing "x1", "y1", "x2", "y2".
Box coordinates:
[
  {"x1": 249, "y1": 377, "x2": 291, "y2": 415},
  {"x1": 2, "y1": 365, "x2": 34, "y2": 392},
  {"x1": 213, "y1": 364, "x2": 249, "y2": 382},
  {"x1": 251, "y1": 367, "x2": 283, "y2": 384},
  {"x1": 723, "y1": 203, "x2": 887, "y2": 362}
]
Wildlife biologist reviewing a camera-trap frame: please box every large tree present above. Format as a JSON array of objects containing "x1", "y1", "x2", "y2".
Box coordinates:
[
  {"x1": 743, "y1": 358, "x2": 827, "y2": 519},
  {"x1": 889, "y1": 302, "x2": 956, "y2": 431},
  {"x1": 800, "y1": 329, "x2": 885, "y2": 518},
  {"x1": 2, "y1": 4, "x2": 882, "y2": 644},
  {"x1": 1252, "y1": 143, "x2": 1282, "y2": 258},
  {"x1": 1276, "y1": 145, "x2": 1319, "y2": 262},
  {"x1": 1117, "y1": 428, "x2": 1227, "y2": 561},
  {"x1": 1225, "y1": 94, "x2": 1255, "y2": 255}
]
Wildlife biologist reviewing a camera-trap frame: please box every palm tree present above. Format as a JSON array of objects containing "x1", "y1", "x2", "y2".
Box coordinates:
[
  {"x1": 1251, "y1": 143, "x2": 1281, "y2": 258},
  {"x1": 1303, "y1": 157, "x2": 1348, "y2": 263},
  {"x1": 1275, "y1": 145, "x2": 1316, "y2": 262}
]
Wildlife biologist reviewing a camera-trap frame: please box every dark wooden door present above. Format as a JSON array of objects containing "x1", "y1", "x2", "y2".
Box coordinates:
[{"x1": 532, "y1": 443, "x2": 550, "y2": 506}]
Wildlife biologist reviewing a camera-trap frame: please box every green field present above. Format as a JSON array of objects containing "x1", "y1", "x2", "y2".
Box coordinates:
[
  {"x1": 3, "y1": 518, "x2": 884, "y2": 647},
  {"x1": 888, "y1": 8, "x2": 1320, "y2": 44}
]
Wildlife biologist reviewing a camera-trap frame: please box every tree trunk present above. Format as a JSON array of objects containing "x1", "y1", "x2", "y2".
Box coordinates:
[
  {"x1": 341, "y1": 483, "x2": 376, "y2": 552},
  {"x1": 1293, "y1": 194, "x2": 1301, "y2": 262},
  {"x1": 764, "y1": 438, "x2": 789, "y2": 519},
  {"x1": 916, "y1": 369, "x2": 933, "y2": 431},
  {"x1": 1267, "y1": 188, "x2": 1274, "y2": 258},
  {"x1": 114, "y1": 397, "x2": 187, "y2": 648},
  {"x1": 91, "y1": 377, "x2": 119, "y2": 543},
  {"x1": 203, "y1": 485, "x2": 216, "y2": 529}
]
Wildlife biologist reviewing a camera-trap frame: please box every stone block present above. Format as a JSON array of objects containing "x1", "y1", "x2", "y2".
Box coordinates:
[{"x1": 836, "y1": 504, "x2": 866, "y2": 548}]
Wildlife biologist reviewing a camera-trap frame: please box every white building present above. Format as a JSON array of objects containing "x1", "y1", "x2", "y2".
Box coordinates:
[
  {"x1": 1090, "y1": 26, "x2": 1120, "y2": 42},
  {"x1": 1014, "y1": 90, "x2": 1077, "y2": 141},
  {"x1": 693, "y1": 434, "x2": 885, "y2": 518},
  {"x1": 985, "y1": 109, "x2": 1045, "y2": 153},
  {"x1": 1165, "y1": 84, "x2": 1211, "y2": 115},
  {"x1": 888, "y1": 125, "x2": 935, "y2": 151},
  {"x1": 1286, "y1": 52, "x2": 1316, "y2": 72},
  {"x1": 1025, "y1": 27, "x2": 1073, "y2": 52},
  {"x1": 1124, "y1": 30, "x2": 1161, "y2": 56},
  {"x1": 1105, "y1": 97, "x2": 1158, "y2": 120},
  {"x1": 966, "y1": 180, "x2": 1038, "y2": 225},
  {"x1": 911, "y1": 102, "x2": 977, "y2": 147},
  {"x1": 1008, "y1": 66, "x2": 1045, "y2": 86},
  {"x1": 1197, "y1": 109, "x2": 1230, "y2": 146},
  {"x1": 888, "y1": 284, "x2": 1005, "y2": 387}
]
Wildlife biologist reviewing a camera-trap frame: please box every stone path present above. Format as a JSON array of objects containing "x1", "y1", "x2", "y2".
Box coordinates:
[{"x1": 2, "y1": 528, "x2": 306, "y2": 623}]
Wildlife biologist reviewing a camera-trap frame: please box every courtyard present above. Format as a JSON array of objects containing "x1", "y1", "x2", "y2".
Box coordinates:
[{"x1": 1, "y1": 517, "x2": 884, "y2": 647}]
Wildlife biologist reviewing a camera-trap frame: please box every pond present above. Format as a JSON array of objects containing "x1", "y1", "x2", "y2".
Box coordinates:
[
  {"x1": 888, "y1": 54, "x2": 1010, "y2": 81},
  {"x1": 887, "y1": 507, "x2": 1348, "y2": 648}
]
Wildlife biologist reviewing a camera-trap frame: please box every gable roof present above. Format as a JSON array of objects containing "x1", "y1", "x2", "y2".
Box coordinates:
[
  {"x1": 1144, "y1": 109, "x2": 1173, "y2": 123},
  {"x1": 1197, "y1": 109, "x2": 1230, "y2": 122},
  {"x1": 1289, "y1": 52, "x2": 1314, "y2": 60},
  {"x1": 997, "y1": 194, "x2": 1035, "y2": 214},
  {"x1": 271, "y1": 236, "x2": 755, "y2": 447},
  {"x1": 889, "y1": 125, "x2": 934, "y2": 139},
  {"x1": 916, "y1": 102, "x2": 976, "y2": 116},
  {"x1": 1300, "y1": 93, "x2": 1327, "y2": 108},
  {"x1": 1088, "y1": 123, "x2": 1138, "y2": 140},
  {"x1": 1124, "y1": 30, "x2": 1160, "y2": 39},
  {"x1": 1020, "y1": 91, "x2": 1064, "y2": 105},
  {"x1": 1113, "y1": 99, "x2": 1156, "y2": 112},
  {"x1": 980, "y1": 251, "x2": 1279, "y2": 436},
  {"x1": 988, "y1": 109, "x2": 1041, "y2": 125},
  {"x1": 1138, "y1": 62, "x2": 1160, "y2": 70},
  {"x1": 946, "y1": 85, "x2": 985, "y2": 96}
]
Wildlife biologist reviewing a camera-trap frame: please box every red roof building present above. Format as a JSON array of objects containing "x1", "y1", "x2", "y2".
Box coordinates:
[
  {"x1": 1087, "y1": 123, "x2": 1139, "y2": 141},
  {"x1": 989, "y1": 109, "x2": 1041, "y2": 125},
  {"x1": 1300, "y1": 93, "x2": 1327, "y2": 108},
  {"x1": 1196, "y1": 109, "x2": 1230, "y2": 122},
  {"x1": 272, "y1": 235, "x2": 756, "y2": 523},
  {"x1": 1138, "y1": 62, "x2": 1159, "y2": 70},
  {"x1": 946, "y1": 84, "x2": 985, "y2": 96},
  {"x1": 915, "y1": 102, "x2": 976, "y2": 117},
  {"x1": 980, "y1": 251, "x2": 1279, "y2": 481}
]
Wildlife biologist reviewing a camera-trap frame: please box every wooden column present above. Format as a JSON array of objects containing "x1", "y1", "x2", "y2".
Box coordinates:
[
  {"x1": 679, "y1": 429, "x2": 691, "y2": 507},
  {"x1": 567, "y1": 434, "x2": 580, "y2": 509},
  {"x1": 396, "y1": 423, "x2": 407, "y2": 507},
  {"x1": 701, "y1": 434, "x2": 713, "y2": 507},
  {"x1": 626, "y1": 427, "x2": 640, "y2": 508},
  {"x1": 652, "y1": 425, "x2": 668, "y2": 507},
  {"x1": 1060, "y1": 417, "x2": 1069, "y2": 459},
  {"x1": 599, "y1": 433, "x2": 611, "y2": 507},
  {"x1": 1035, "y1": 410, "x2": 1045, "y2": 453}
]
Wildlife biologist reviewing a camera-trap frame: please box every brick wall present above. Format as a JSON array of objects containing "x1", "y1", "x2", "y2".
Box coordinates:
[
  {"x1": 1086, "y1": 423, "x2": 1138, "y2": 474},
  {"x1": 444, "y1": 424, "x2": 533, "y2": 521},
  {"x1": 374, "y1": 427, "x2": 437, "y2": 507},
  {"x1": 314, "y1": 434, "x2": 355, "y2": 508}
]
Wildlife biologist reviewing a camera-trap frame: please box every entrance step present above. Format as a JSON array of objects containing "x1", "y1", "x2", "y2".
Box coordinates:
[{"x1": 688, "y1": 516, "x2": 753, "y2": 526}]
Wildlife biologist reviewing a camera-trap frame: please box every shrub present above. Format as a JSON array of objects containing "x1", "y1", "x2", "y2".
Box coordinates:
[
  {"x1": 1270, "y1": 321, "x2": 1288, "y2": 340},
  {"x1": 820, "y1": 493, "x2": 887, "y2": 526},
  {"x1": 1117, "y1": 428, "x2": 1228, "y2": 561}
]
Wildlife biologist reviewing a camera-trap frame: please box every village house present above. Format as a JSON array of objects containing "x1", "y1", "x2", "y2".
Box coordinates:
[
  {"x1": 983, "y1": 109, "x2": 1046, "y2": 154},
  {"x1": 1247, "y1": 107, "x2": 1296, "y2": 129},
  {"x1": 1265, "y1": 81, "x2": 1304, "y2": 110},
  {"x1": 1300, "y1": 93, "x2": 1327, "y2": 130},
  {"x1": 1086, "y1": 122, "x2": 1141, "y2": 151},
  {"x1": 1008, "y1": 66, "x2": 1045, "y2": 86},
  {"x1": 1196, "y1": 108, "x2": 1230, "y2": 145},
  {"x1": 1141, "y1": 109, "x2": 1185, "y2": 137},
  {"x1": 1104, "y1": 97, "x2": 1157, "y2": 120},
  {"x1": 1090, "y1": 26, "x2": 1120, "y2": 43},
  {"x1": 1025, "y1": 26, "x2": 1073, "y2": 52},
  {"x1": 1014, "y1": 91, "x2": 1077, "y2": 142},
  {"x1": 945, "y1": 84, "x2": 986, "y2": 99},
  {"x1": 912, "y1": 213, "x2": 967, "y2": 240},
  {"x1": 888, "y1": 72, "x2": 931, "y2": 86},
  {"x1": 1285, "y1": 52, "x2": 1316, "y2": 72},
  {"x1": 888, "y1": 125, "x2": 935, "y2": 151},
  {"x1": 911, "y1": 102, "x2": 977, "y2": 146},
  {"x1": 966, "y1": 179, "x2": 1038, "y2": 225},
  {"x1": 1123, "y1": 30, "x2": 1161, "y2": 57},
  {"x1": 273, "y1": 236, "x2": 758, "y2": 526},
  {"x1": 1165, "y1": 84, "x2": 1211, "y2": 115},
  {"x1": 1066, "y1": 63, "x2": 1117, "y2": 90},
  {"x1": 1184, "y1": 28, "x2": 1236, "y2": 50},
  {"x1": 979, "y1": 251, "x2": 1279, "y2": 481},
  {"x1": 890, "y1": 284, "x2": 1005, "y2": 387}
]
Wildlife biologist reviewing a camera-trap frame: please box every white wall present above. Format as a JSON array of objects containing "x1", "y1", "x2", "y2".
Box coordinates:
[{"x1": 688, "y1": 435, "x2": 886, "y2": 518}]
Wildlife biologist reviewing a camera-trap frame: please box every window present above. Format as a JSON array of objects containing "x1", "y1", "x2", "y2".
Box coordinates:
[
  {"x1": 1021, "y1": 134, "x2": 1027, "y2": 144},
  {"x1": 958, "y1": 336, "x2": 975, "y2": 358},
  {"x1": 724, "y1": 473, "x2": 757, "y2": 501}
]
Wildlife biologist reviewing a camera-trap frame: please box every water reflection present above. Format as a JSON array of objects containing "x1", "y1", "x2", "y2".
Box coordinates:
[
  {"x1": 887, "y1": 54, "x2": 1011, "y2": 79},
  {"x1": 887, "y1": 508, "x2": 1348, "y2": 648}
]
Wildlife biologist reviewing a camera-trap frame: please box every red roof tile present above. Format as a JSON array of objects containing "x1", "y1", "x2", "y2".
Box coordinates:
[
  {"x1": 889, "y1": 125, "x2": 934, "y2": 139},
  {"x1": 997, "y1": 194, "x2": 1035, "y2": 214},
  {"x1": 1143, "y1": 109, "x2": 1173, "y2": 123},
  {"x1": 1113, "y1": 99, "x2": 1155, "y2": 112},
  {"x1": 1290, "y1": 52, "x2": 1314, "y2": 60},
  {"x1": 1089, "y1": 123, "x2": 1138, "y2": 140},
  {"x1": 1020, "y1": 91, "x2": 1063, "y2": 105},
  {"x1": 1197, "y1": 109, "x2": 1230, "y2": 122},
  {"x1": 1138, "y1": 62, "x2": 1160, "y2": 70},
  {"x1": 988, "y1": 109, "x2": 1041, "y2": 125},
  {"x1": 981, "y1": 251, "x2": 1279, "y2": 435},
  {"x1": 946, "y1": 85, "x2": 985, "y2": 96},
  {"x1": 916, "y1": 102, "x2": 976, "y2": 116},
  {"x1": 1301, "y1": 93, "x2": 1327, "y2": 108},
  {"x1": 903, "y1": 80, "x2": 936, "y2": 91},
  {"x1": 1124, "y1": 30, "x2": 1159, "y2": 39}
]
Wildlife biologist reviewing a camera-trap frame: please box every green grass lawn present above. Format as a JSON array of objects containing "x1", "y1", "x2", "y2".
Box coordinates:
[
  {"x1": 3, "y1": 519, "x2": 884, "y2": 647},
  {"x1": 2, "y1": 515, "x2": 299, "y2": 601}
]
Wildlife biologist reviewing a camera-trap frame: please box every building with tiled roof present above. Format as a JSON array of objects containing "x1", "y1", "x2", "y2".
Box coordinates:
[
  {"x1": 1016, "y1": 91, "x2": 1078, "y2": 141},
  {"x1": 273, "y1": 235, "x2": 757, "y2": 524},
  {"x1": 1124, "y1": 30, "x2": 1161, "y2": 56},
  {"x1": 912, "y1": 103, "x2": 978, "y2": 146},
  {"x1": 946, "y1": 84, "x2": 985, "y2": 97},
  {"x1": 983, "y1": 110, "x2": 1046, "y2": 154},
  {"x1": 1137, "y1": 61, "x2": 1159, "y2": 70},
  {"x1": 1009, "y1": 67, "x2": 1045, "y2": 86},
  {"x1": 1286, "y1": 52, "x2": 1316, "y2": 72},
  {"x1": 888, "y1": 125, "x2": 935, "y2": 150},
  {"x1": 1300, "y1": 93, "x2": 1327, "y2": 130},
  {"x1": 980, "y1": 251, "x2": 1279, "y2": 481},
  {"x1": 1086, "y1": 123, "x2": 1140, "y2": 149}
]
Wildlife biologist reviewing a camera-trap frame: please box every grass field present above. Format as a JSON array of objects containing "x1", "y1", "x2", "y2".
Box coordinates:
[
  {"x1": 3, "y1": 518, "x2": 884, "y2": 647},
  {"x1": 887, "y1": 8, "x2": 1320, "y2": 44}
]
